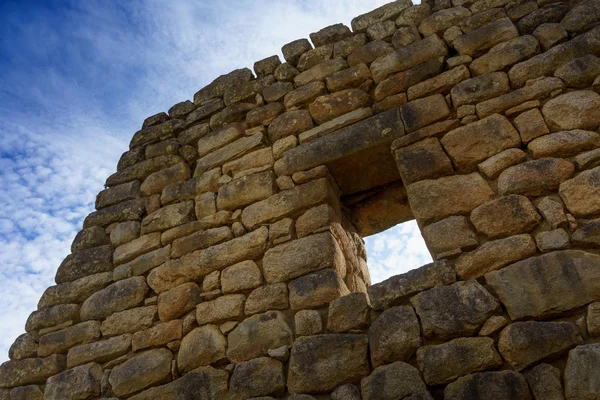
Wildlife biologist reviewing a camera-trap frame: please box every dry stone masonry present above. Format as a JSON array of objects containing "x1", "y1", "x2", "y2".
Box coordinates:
[{"x1": 2, "y1": 0, "x2": 600, "y2": 398}]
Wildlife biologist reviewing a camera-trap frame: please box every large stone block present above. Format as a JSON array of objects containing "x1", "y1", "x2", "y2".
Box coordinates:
[
  {"x1": 422, "y1": 216, "x2": 478, "y2": 258},
  {"x1": 368, "y1": 260, "x2": 456, "y2": 310},
  {"x1": 559, "y1": 166, "x2": 600, "y2": 217},
  {"x1": 454, "y1": 18, "x2": 519, "y2": 57},
  {"x1": 141, "y1": 200, "x2": 195, "y2": 234},
  {"x1": 288, "y1": 268, "x2": 350, "y2": 311},
  {"x1": 528, "y1": 130, "x2": 600, "y2": 159},
  {"x1": 66, "y1": 334, "x2": 131, "y2": 368},
  {"x1": 140, "y1": 163, "x2": 190, "y2": 197},
  {"x1": 406, "y1": 65, "x2": 471, "y2": 101},
  {"x1": 400, "y1": 94, "x2": 450, "y2": 133},
  {"x1": 417, "y1": 337, "x2": 502, "y2": 385},
  {"x1": 309, "y1": 89, "x2": 371, "y2": 125},
  {"x1": 527, "y1": 364, "x2": 565, "y2": 400},
  {"x1": 84, "y1": 198, "x2": 147, "y2": 229},
  {"x1": 394, "y1": 137, "x2": 454, "y2": 184},
  {"x1": 470, "y1": 195, "x2": 541, "y2": 238},
  {"x1": 244, "y1": 283, "x2": 289, "y2": 315},
  {"x1": 351, "y1": 0, "x2": 411, "y2": 32},
  {"x1": 132, "y1": 320, "x2": 182, "y2": 352},
  {"x1": 81, "y1": 277, "x2": 148, "y2": 321},
  {"x1": 469, "y1": 35, "x2": 539, "y2": 76},
  {"x1": 113, "y1": 245, "x2": 170, "y2": 280},
  {"x1": 327, "y1": 292, "x2": 370, "y2": 333},
  {"x1": 411, "y1": 280, "x2": 500, "y2": 340},
  {"x1": 262, "y1": 232, "x2": 344, "y2": 283},
  {"x1": 441, "y1": 114, "x2": 521, "y2": 172},
  {"x1": 451, "y1": 72, "x2": 510, "y2": 108},
  {"x1": 0, "y1": 355, "x2": 66, "y2": 388},
  {"x1": 499, "y1": 321, "x2": 582, "y2": 371},
  {"x1": 38, "y1": 321, "x2": 101, "y2": 357},
  {"x1": 71, "y1": 226, "x2": 109, "y2": 253},
  {"x1": 227, "y1": 311, "x2": 293, "y2": 363},
  {"x1": 43, "y1": 363, "x2": 102, "y2": 400},
  {"x1": 195, "y1": 132, "x2": 267, "y2": 174},
  {"x1": 444, "y1": 371, "x2": 531, "y2": 400},
  {"x1": 497, "y1": 158, "x2": 574, "y2": 196},
  {"x1": 229, "y1": 357, "x2": 285, "y2": 400},
  {"x1": 113, "y1": 232, "x2": 161, "y2": 265},
  {"x1": 374, "y1": 58, "x2": 444, "y2": 101},
  {"x1": 216, "y1": 171, "x2": 277, "y2": 211},
  {"x1": 55, "y1": 245, "x2": 113, "y2": 284},
  {"x1": 100, "y1": 306, "x2": 156, "y2": 337},
  {"x1": 108, "y1": 348, "x2": 172, "y2": 397},
  {"x1": 361, "y1": 361, "x2": 426, "y2": 400},
  {"x1": 564, "y1": 344, "x2": 600, "y2": 400},
  {"x1": 542, "y1": 91, "x2": 600, "y2": 132},
  {"x1": 147, "y1": 227, "x2": 268, "y2": 293},
  {"x1": 106, "y1": 155, "x2": 183, "y2": 187},
  {"x1": 195, "y1": 294, "x2": 245, "y2": 325},
  {"x1": 288, "y1": 334, "x2": 369, "y2": 393},
  {"x1": 418, "y1": 7, "x2": 471, "y2": 37},
  {"x1": 486, "y1": 250, "x2": 600, "y2": 320},
  {"x1": 26, "y1": 304, "x2": 80, "y2": 332},
  {"x1": 193, "y1": 68, "x2": 253, "y2": 104},
  {"x1": 368, "y1": 306, "x2": 421, "y2": 367},
  {"x1": 178, "y1": 325, "x2": 227, "y2": 373},
  {"x1": 407, "y1": 173, "x2": 495, "y2": 225},
  {"x1": 454, "y1": 234, "x2": 537, "y2": 280}
]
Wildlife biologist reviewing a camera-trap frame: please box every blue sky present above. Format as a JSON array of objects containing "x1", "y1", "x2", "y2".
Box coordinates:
[{"x1": 0, "y1": 0, "x2": 431, "y2": 362}]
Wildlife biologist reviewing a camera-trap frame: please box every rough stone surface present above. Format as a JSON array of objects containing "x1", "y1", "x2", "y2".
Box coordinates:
[
  {"x1": 394, "y1": 137, "x2": 454, "y2": 184},
  {"x1": 43, "y1": 363, "x2": 102, "y2": 400},
  {"x1": 559, "y1": 166, "x2": 600, "y2": 217},
  {"x1": 361, "y1": 361, "x2": 426, "y2": 400},
  {"x1": 470, "y1": 195, "x2": 541, "y2": 238},
  {"x1": 564, "y1": 344, "x2": 600, "y2": 400},
  {"x1": 230, "y1": 357, "x2": 285, "y2": 399},
  {"x1": 444, "y1": 371, "x2": 532, "y2": 400},
  {"x1": 422, "y1": 215, "x2": 478, "y2": 257},
  {"x1": 497, "y1": 158, "x2": 574, "y2": 196},
  {"x1": 542, "y1": 91, "x2": 600, "y2": 132},
  {"x1": 527, "y1": 363, "x2": 566, "y2": 400},
  {"x1": 178, "y1": 325, "x2": 226, "y2": 373},
  {"x1": 66, "y1": 334, "x2": 131, "y2": 368},
  {"x1": 108, "y1": 348, "x2": 172, "y2": 397},
  {"x1": 288, "y1": 268, "x2": 350, "y2": 311},
  {"x1": 0, "y1": 355, "x2": 66, "y2": 388},
  {"x1": 81, "y1": 277, "x2": 148, "y2": 321},
  {"x1": 327, "y1": 292, "x2": 370, "y2": 333},
  {"x1": 368, "y1": 306, "x2": 421, "y2": 367}
]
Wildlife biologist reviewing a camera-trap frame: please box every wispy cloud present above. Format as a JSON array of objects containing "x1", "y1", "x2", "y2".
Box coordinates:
[{"x1": 0, "y1": 0, "x2": 429, "y2": 362}]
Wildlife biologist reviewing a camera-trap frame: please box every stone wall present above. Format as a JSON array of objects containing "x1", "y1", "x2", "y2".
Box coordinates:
[{"x1": 2, "y1": 0, "x2": 600, "y2": 398}]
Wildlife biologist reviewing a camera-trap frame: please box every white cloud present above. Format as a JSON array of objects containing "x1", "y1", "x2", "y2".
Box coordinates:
[{"x1": 0, "y1": 0, "x2": 429, "y2": 362}]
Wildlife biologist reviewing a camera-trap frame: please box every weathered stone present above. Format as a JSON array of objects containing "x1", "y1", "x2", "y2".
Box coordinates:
[
  {"x1": 419, "y1": 7, "x2": 471, "y2": 36},
  {"x1": 192, "y1": 68, "x2": 252, "y2": 104},
  {"x1": 195, "y1": 294, "x2": 245, "y2": 325},
  {"x1": 407, "y1": 172, "x2": 494, "y2": 224},
  {"x1": 455, "y1": 234, "x2": 537, "y2": 279},
  {"x1": 128, "y1": 366, "x2": 228, "y2": 400},
  {"x1": 564, "y1": 344, "x2": 600, "y2": 399},
  {"x1": 227, "y1": 310, "x2": 293, "y2": 363},
  {"x1": 171, "y1": 226, "x2": 231, "y2": 260},
  {"x1": 66, "y1": 334, "x2": 131, "y2": 368},
  {"x1": 407, "y1": 64, "x2": 470, "y2": 101},
  {"x1": 535, "y1": 228, "x2": 571, "y2": 251},
  {"x1": 288, "y1": 334, "x2": 369, "y2": 393},
  {"x1": 106, "y1": 155, "x2": 183, "y2": 187},
  {"x1": 140, "y1": 163, "x2": 190, "y2": 197},
  {"x1": 38, "y1": 321, "x2": 101, "y2": 357},
  {"x1": 555, "y1": 55, "x2": 600, "y2": 89},
  {"x1": 444, "y1": 370, "x2": 531, "y2": 400},
  {"x1": 310, "y1": 23, "x2": 352, "y2": 48},
  {"x1": 325, "y1": 64, "x2": 371, "y2": 92},
  {"x1": 43, "y1": 363, "x2": 102, "y2": 400},
  {"x1": 370, "y1": 35, "x2": 448, "y2": 83},
  {"x1": 109, "y1": 221, "x2": 140, "y2": 247},
  {"x1": 268, "y1": 110, "x2": 313, "y2": 142},
  {"x1": 81, "y1": 277, "x2": 148, "y2": 321},
  {"x1": 368, "y1": 305, "x2": 421, "y2": 367},
  {"x1": 542, "y1": 91, "x2": 600, "y2": 132},
  {"x1": 195, "y1": 132, "x2": 267, "y2": 174},
  {"x1": 573, "y1": 221, "x2": 600, "y2": 248},
  {"x1": 113, "y1": 245, "x2": 170, "y2": 280},
  {"x1": 168, "y1": 100, "x2": 195, "y2": 120},
  {"x1": 282, "y1": 38, "x2": 312, "y2": 66},
  {"x1": 392, "y1": 26, "x2": 422, "y2": 48},
  {"x1": 297, "y1": 45, "x2": 333, "y2": 72},
  {"x1": 55, "y1": 245, "x2": 113, "y2": 284},
  {"x1": 113, "y1": 232, "x2": 161, "y2": 265},
  {"x1": 411, "y1": 280, "x2": 500, "y2": 340},
  {"x1": 559, "y1": 166, "x2": 600, "y2": 217},
  {"x1": 308, "y1": 89, "x2": 371, "y2": 125},
  {"x1": 300, "y1": 108, "x2": 373, "y2": 144},
  {"x1": 295, "y1": 309, "x2": 322, "y2": 336},
  {"x1": 8, "y1": 333, "x2": 37, "y2": 360},
  {"x1": 348, "y1": 40, "x2": 394, "y2": 67},
  {"x1": 244, "y1": 283, "x2": 289, "y2": 315},
  {"x1": 294, "y1": 58, "x2": 348, "y2": 87},
  {"x1": 400, "y1": 94, "x2": 451, "y2": 133},
  {"x1": 513, "y1": 108, "x2": 549, "y2": 144},
  {"x1": 108, "y1": 348, "x2": 172, "y2": 397},
  {"x1": 157, "y1": 282, "x2": 201, "y2": 322},
  {"x1": 246, "y1": 102, "x2": 283, "y2": 127},
  {"x1": 230, "y1": 357, "x2": 285, "y2": 399},
  {"x1": 141, "y1": 200, "x2": 195, "y2": 234},
  {"x1": 508, "y1": 26, "x2": 600, "y2": 88},
  {"x1": 361, "y1": 361, "x2": 426, "y2": 400},
  {"x1": 527, "y1": 363, "x2": 566, "y2": 400},
  {"x1": 117, "y1": 147, "x2": 144, "y2": 171},
  {"x1": 537, "y1": 196, "x2": 568, "y2": 231},
  {"x1": 574, "y1": 148, "x2": 600, "y2": 171},
  {"x1": 418, "y1": 337, "x2": 502, "y2": 385},
  {"x1": 422, "y1": 215, "x2": 478, "y2": 258},
  {"x1": 589, "y1": 302, "x2": 600, "y2": 337},
  {"x1": 451, "y1": 72, "x2": 510, "y2": 109},
  {"x1": 9, "y1": 385, "x2": 43, "y2": 400},
  {"x1": 274, "y1": 63, "x2": 300, "y2": 82},
  {"x1": 470, "y1": 195, "x2": 541, "y2": 238},
  {"x1": 479, "y1": 315, "x2": 508, "y2": 336},
  {"x1": 148, "y1": 227, "x2": 267, "y2": 293},
  {"x1": 499, "y1": 321, "x2": 582, "y2": 370},
  {"x1": 0, "y1": 355, "x2": 65, "y2": 388},
  {"x1": 533, "y1": 22, "x2": 567, "y2": 51},
  {"x1": 100, "y1": 306, "x2": 156, "y2": 337},
  {"x1": 368, "y1": 260, "x2": 456, "y2": 310},
  {"x1": 327, "y1": 292, "x2": 370, "y2": 333},
  {"x1": 263, "y1": 81, "x2": 293, "y2": 103},
  {"x1": 366, "y1": 20, "x2": 397, "y2": 40},
  {"x1": 397, "y1": 3, "x2": 432, "y2": 26},
  {"x1": 517, "y1": 4, "x2": 570, "y2": 35},
  {"x1": 288, "y1": 268, "x2": 350, "y2": 311},
  {"x1": 332, "y1": 384, "x2": 362, "y2": 400},
  {"x1": 351, "y1": 0, "x2": 412, "y2": 32},
  {"x1": 470, "y1": 35, "x2": 539, "y2": 76},
  {"x1": 162, "y1": 168, "x2": 220, "y2": 205},
  {"x1": 25, "y1": 304, "x2": 80, "y2": 332},
  {"x1": 217, "y1": 171, "x2": 276, "y2": 211},
  {"x1": 221, "y1": 261, "x2": 263, "y2": 294},
  {"x1": 223, "y1": 75, "x2": 274, "y2": 106},
  {"x1": 477, "y1": 77, "x2": 563, "y2": 118},
  {"x1": 487, "y1": 250, "x2": 600, "y2": 320},
  {"x1": 71, "y1": 227, "x2": 109, "y2": 253},
  {"x1": 498, "y1": 158, "x2": 574, "y2": 196},
  {"x1": 178, "y1": 325, "x2": 226, "y2": 372}
]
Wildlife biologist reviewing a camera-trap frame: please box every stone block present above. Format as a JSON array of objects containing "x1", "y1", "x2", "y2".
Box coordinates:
[
  {"x1": 96, "y1": 181, "x2": 142, "y2": 211},
  {"x1": 221, "y1": 261, "x2": 263, "y2": 294},
  {"x1": 542, "y1": 91, "x2": 600, "y2": 132},
  {"x1": 423, "y1": 216, "x2": 478, "y2": 257},
  {"x1": 394, "y1": 137, "x2": 454, "y2": 184},
  {"x1": 293, "y1": 58, "x2": 348, "y2": 87},
  {"x1": 100, "y1": 306, "x2": 156, "y2": 337},
  {"x1": 407, "y1": 64, "x2": 471, "y2": 101},
  {"x1": 368, "y1": 260, "x2": 455, "y2": 310},
  {"x1": 108, "y1": 348, "x2": 172, "y2": 397},
  {"x1": 8, "y1": 333, "x2": 37, "y2": 360},
  {"x1": 513, "y1": 108, "x2": 549, "y2": 144},
  {"x1": 573, "y1": 221, "x2": 600, "y2": 248},
  {"x1": 444, "y1": 370, "x2": 531, "y2": 400},
  {"x1": 351, "y1": 0, "x2": 412, "y2": 32},
  {"x1": 535, "y1": 228, "x2": 570, "y2": 252},
  {"x1": 66, "y1": 334, "x2": 131, "y2": 368},
  {"x1": 565, "y1": 344, "x2": 600, "y2": 399},
  {"x1": 455, "y1": 234, "x2": 537, "y2": 279},
  {"x1": 81, "y1": 276, "x2": 147, "y2": 321},
  {"x1": 311, "y1": 23, "x2": 352, "y2": 47},
  {"x1": 195, "y1": 132, "x2": 267, "y2": 174},
  {"x1": 470, "y1": 195, "x2": 541, "y2": 239},
  {"x1": 527, "y1": 363, "x2": 565, "y2": 400},
  {"x1": 374, "y1": 58, "x2": 443, "y2": 102},
  {"x1": 555, "y1": 55, "x2": 600, "y2": 89},
  {"x1": 327, "y1": 292, "x2": 370, "y2": 333},
  {"x1": 113, "y1": 245, "x2": 170, "y2": 280},
  {"x1": 25, "y1": 304, "x2": 80, "y2": 332},
  {"x1": 244, "y1": 283, "x2": 289, "y2": 315},
  {"x1": 71, "y1": 226, "x2": 109, "y2": 253},
  {"x1": 246, "y1": 102, "x2": 283, "y2": 127},
  {"x1": 400, "y1": 94, "x2": 451, "y2": 133},
  {"x1": 113, "y1": 232, "x2": 161, "y2": 266},
  {"x1": 195, "y1": 294, "x2": 245, "y2": 325},
  {"x1": 361, "y1": 361, "x2": 426, "y2": 400},
  {"x1": 530, "y1": 130, "x2": 600, "y2": 160},
  {"x1": 171, "y1": 226, "x2": 231, "y2": 259},
  {"x1": 227, "y1": 310, "x2": 293, "y2": 363},
  {"x1": 161, "y1": 169, "x2": 220, "y2": 205},
  {"x1": 419, "y1": 7, "x2": 471, "y2": 37},
  {"x1": 451, "y1": 72, "x2": 510, "y2": 108},
  {"x1": 533, "y1": 22, "x2": 567, "y2": 51},
  {"x1": 368, "y1": 305, "x2": 421, "y2": 367},
  {"x1": 268, "y1": 110, "x2": 313, "y2": 142},
  {"x1": 348, "y1": 40, "x2": 394, "y2": 67},
  {"x1": 193, "y1": 68, "x2": 253, "y2": 104},
  {"x1": 478, "y1": 148, "x2": 527, "y2": 179},
  {"x1": 411, "y1": 280, "x2": 500, "y2": 340},
  {"x1": 141, "y1": 201, "x2": 195, "y2": 234},
  {"x1": 295, "y1": 309, "x2": 322, "y2": 336},
  {"x1": 417, "y1": 337, "x2": 502, "y2": 385},
  {"x1": 217, "y1": 171, "x2": 277, "y2": 211},
  {"x1": 309, "y1": 89, "x2": 371, "y2": 125},
  {"x1": 43, "y1": 363, "x2": 102, "y2": 400},
  {"x1": 157, "y1": 282, "x2": 201, "y2": 322},
  {"x1": 288, "y1": 334, "x2": 369, "y2": 393},
  {"x1": 297, "y1": 45, "x2": 333, "y2": 72},
  {"x1": 177, "y1": 325, "x2": 226, "y2": 372},
  {"x1": 486, "y1": 250, "x2": 600, "y2": 320},
  {"x1": 498, "y1": 158, "x2": 574, "y2": 196},
  {"x1": 140, "y1": 163, "x2": 190, "y2": 197},
  {"x1": 131, "y1": 319, "x2": 182, "y2": 352},
  {"x1": 38, "y1": 321, "x2": 101, "y2": 357},
  {"x1": 110, "y1": 221, "x2": 140, "y2": 247},
  {"x1": 282, "y1": 38, "x2": 312, "y2": 66},
  {"x1": 326, "y1": 64, "x2": 371, "y2": 92},
  {"x1": 588, "y1": 302, "x2": 600, "y2": 336},
  {"x1": 288, "y1": 268, "x2": 350, "y2": 311},
  {"x1": 55, "y1": 245, "x2": 113, "y2": 284},
  {"x1": 230, "y1": 357, "x2": 285, "y2": 399},
  {"x1": 366, "y1": 20, "x2": 397, "y2": 40},
  {"x1": 106, "y1": 155, "x2": 183, "y2": 187},
  {"x1": 407, "y1": 172, "x2": 494, "y2": 225},
  {"x1": 0, "y1": 355, "x2": 65, "y2": 389},
  {"x1": 559, "y1": 166, "x2": 600, "y2": 217},
  {"x1": 263, "y1": 81, "x2": 293, "y2": 103},
  {"x1": 9, "y1": 385, "x2": 43, "y2": 400},
  {"x1": 499, "y1": 321, "x2": 582, "y2": 370}
]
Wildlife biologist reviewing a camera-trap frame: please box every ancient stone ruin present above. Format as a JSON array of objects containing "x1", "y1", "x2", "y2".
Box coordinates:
[{"x1": 3, "y1": 0, "x2": 600, "y2": 398}]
